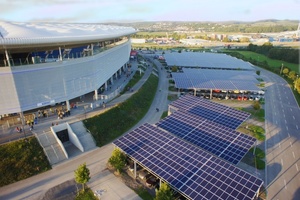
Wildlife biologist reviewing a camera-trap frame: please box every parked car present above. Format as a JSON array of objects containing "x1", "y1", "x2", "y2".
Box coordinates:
[
  {"x1": 237, "y1": 95, "x2": 242, "y2": 101},
  {"x1": 128, "y1": 161, "x2": 142, "y2": 172},
  {"x1": 255, "y1": 95, "x2": 261, "y2": 101},
  {"x1": 243, "y1": 96, "x2": 248, "y2": 101},
  {"x1": 249, "y1": 95, "x2": 254, "y2": 101},
  {"x1": 146, "y1": 174, "x2": 159, "y2": 187},
  {"x1": 138, "y1": 169, "x2": 149, "y2": 180}
]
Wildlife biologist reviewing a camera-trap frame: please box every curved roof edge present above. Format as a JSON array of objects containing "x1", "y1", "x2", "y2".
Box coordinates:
[{"x1": 0, "y1": 21, "x2": 137, "y2": 48}]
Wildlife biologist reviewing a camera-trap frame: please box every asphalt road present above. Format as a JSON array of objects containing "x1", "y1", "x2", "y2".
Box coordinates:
[{"x1": 260, "y1": 68, "x2": 300, "y2": 200}]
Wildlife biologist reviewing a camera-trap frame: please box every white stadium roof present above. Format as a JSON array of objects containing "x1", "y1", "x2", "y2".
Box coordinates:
[{"x1": 0, "y1": 21, "x2": 136, "y2": 50}]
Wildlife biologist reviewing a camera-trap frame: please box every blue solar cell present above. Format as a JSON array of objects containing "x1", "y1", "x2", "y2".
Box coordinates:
[{"x1": 113, "y1": 123, "x2": 263, "y2": 200}]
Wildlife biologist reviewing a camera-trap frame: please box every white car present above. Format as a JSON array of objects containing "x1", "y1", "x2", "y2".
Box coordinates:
[{"x1": 255, "y1": 96, "x2": 261, "y2": 101}]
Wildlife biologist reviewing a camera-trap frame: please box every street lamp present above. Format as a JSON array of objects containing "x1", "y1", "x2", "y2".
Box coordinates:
[
  {"x1": 19, "y1": 112, "x2": 26, "y2": 139},
  {"x1": 295, "y1": 74, "x2": 299, "y2": 90}
]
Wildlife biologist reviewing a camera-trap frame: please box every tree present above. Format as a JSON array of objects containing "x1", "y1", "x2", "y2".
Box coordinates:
[
  {"x1": 74, "y1": 163, "x2": 90, "y2": 192},
  {"x1": 108, "y1": 148, "x2": 126, "y2": 173},
  {"x1": 288, "y1": 71, "x2": 296, "y2": 80},
  {"x1": 294, "y1": 77, "x2": 300, "y2": 94},
  {"x1": 155, "y1": 182, "x2": 173, "y2": 200},
  {"x1": 253, "y1": 101, "x2": 261, "y2": 110},
  {"x1": 172, "y1": 66, "x2": 178, "y2": 72},
  {"x1": 282, "y1": 68, "x2": 289, "y2": 76}
]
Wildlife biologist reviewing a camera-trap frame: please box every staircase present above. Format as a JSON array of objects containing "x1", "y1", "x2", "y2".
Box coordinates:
[
  {"x1": 36, "y1": 129, "x2": 67, "y2": 165},
  {"x1": 69, "y1": 121, "x2": 97, "y2": 151}
]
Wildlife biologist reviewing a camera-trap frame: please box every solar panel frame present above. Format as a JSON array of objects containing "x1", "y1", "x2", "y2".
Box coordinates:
[{"x1": 113, "y1": 123, "x2": 263, "y2": 200}]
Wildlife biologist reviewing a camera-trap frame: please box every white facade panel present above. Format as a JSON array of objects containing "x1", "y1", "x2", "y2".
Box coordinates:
[{"x1": 0, "y1": 41, "x2": 131, "y2": 115}]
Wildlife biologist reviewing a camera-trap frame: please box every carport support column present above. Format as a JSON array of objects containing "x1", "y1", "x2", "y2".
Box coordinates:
[
  {"x1": 5, "y1": 50, "x2": 11, "y2": 67},
  {"x1": 194, "y1": 89, "x2": 197, "y2": 96},
  {"x1": 59, "y1": 47, "x2": 62, "y2": 61},
  {"x1": 134, "y1": 161, "x2": 137, "y2": 178},
  {"x1": 94, "y1": 90, "x2": 98, "y2": 101},
  {"x1": 210, "y1": 89, "x2": 213, "y2": 99}
]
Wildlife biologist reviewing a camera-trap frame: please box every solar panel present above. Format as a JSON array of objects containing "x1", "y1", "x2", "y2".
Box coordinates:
[
  {"x1": 164, "y1": 52, "x2": 255, "y2": 70},
  {"x1": 113, "y1": 123, "x2": 263, "y2": 200},
  {"x1": 171, "y1": 68, "x2": 260, "y2": 91},
  {"x1": 169, "y1": 95, "x2": 250, "y2": 129},
  {"x1": 156, "y1": 110, "x2": 256, "y2": 164}
]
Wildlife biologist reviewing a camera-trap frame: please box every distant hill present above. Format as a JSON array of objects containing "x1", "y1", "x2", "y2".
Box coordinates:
[{"x1": 108, "y1": 20, "x2": 299, "y2": 33}]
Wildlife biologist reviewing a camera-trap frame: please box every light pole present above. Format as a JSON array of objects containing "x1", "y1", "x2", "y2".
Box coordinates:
[
  {"x1": 19, "y1": 112, "x2": 26, "y2": 139},
  {"x1": 295, "y1": 74, "x2": 299, "y2": 90}
]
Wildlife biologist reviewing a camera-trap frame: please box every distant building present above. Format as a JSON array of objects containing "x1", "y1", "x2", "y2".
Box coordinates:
[{"x1": 131, "y1": 38, "x2": 146, "y2": 44}]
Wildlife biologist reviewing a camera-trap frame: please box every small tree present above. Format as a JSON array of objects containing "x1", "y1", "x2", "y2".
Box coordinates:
[
  {"x1": 108, "y1": 148, "x2": 126, "y2": 173},
  {"x1": 74, "y1": 163, "x2": 90, "y2": 192},
  {"x1": 282, "y1": 68, "x2": 289, "y2": 76},
  {"x1": 155, "y1": 182, "x2": 173, "y2": 200},
  {"x1": 253, "y1": 101, "x2": 261, "y2": 110}
]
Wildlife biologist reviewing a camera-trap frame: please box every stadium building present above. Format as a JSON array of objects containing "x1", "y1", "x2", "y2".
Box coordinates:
[{"x1": 0, "y1": 21, "x2": 136, "y2": 118}]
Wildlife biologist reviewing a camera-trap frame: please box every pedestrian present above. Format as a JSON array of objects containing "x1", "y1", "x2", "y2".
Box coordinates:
[{"x1": 16, "y1": 126, "x2": 20, "y2": 133}]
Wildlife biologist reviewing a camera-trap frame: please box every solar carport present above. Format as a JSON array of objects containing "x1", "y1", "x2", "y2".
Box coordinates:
[
  {"x1": 164, "y1": 52, "x2": 254, "y2": 70},
  {"x1": 172, "y1": 68, "x2": 261, "y2": 98},
  {"x1": 113, "y1": 95, "x2": 263, "y2": 200}
]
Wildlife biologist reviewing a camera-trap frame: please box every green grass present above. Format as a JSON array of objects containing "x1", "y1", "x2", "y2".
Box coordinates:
[
  {"x1": 120, "y1": 71, "x2": 144, "y2": 95},
  {"x1": 0, "y1": 137, "x2": 51, "y2": 187},
  {"x1": 75, "y1": 188, "x2": 98, "y2": 200},
  {"x1": 168, "y1": 94, "x2": 178, "y2": 101},
  {"x1": 224, "y1": 50, "x2": 299, "y2": 73},
  {"x1": 135, "y1": 187, "x2": 154, "y2": 200},
  {"x1": 237, "y1": 123, "x2": 265, "y2": 141},
  {"x1": 243, "y1": 147, "x2": 266, "y2": 170},
  {"x1": 168, "y1": 85, "x2": 177, "y2": 91},
  {"x1": 84, "y1": 74, "x2": 159, "y2": 147},
  {"x1": 242, "y1": 107, "x2": 265, "y2": 122},
  {"x1": 161, "y1": 111, "x2": 168, "y2": 119}
]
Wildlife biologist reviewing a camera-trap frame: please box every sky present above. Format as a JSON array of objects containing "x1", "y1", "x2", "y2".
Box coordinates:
[{"x1": 0, "y1": 0, "x2": 299, "y2": 23}]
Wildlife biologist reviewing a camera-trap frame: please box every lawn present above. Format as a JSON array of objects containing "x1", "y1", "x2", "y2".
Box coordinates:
[
  {"x1": 84, "y1": 74, "x2": 159, "y2": 146},
  {"x1": 224, "y1": 50, "x2": 299, "y2": 73},
  {"x1": 0, "y1": 137, "x2": 51, "y2": 187}
]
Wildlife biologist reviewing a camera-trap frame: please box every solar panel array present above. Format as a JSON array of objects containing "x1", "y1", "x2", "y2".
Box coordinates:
[
  {"x1": 156, "y1": 110, "x2": 256, "y2": 164},
  {"x1": 164, "y1": 52, "x2": 255, "y2": 70},
  {"x1": 169, "y1": 94, "x2": 250, "y2": 129},
  {"x1": 172, "y1": 68, "x2": 260, "y2": 91},
  {"x1": 113, "y1": 123, "x2": 263, "y2": 200}
]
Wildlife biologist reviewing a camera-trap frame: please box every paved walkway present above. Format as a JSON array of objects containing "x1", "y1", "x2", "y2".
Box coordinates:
[{"x1": 0, "y1": 56, "x2": 168, "y2": 200}]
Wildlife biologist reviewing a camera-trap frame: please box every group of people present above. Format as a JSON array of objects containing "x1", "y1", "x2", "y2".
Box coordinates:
[{"x1": 57, "y1": 109, "x2": 70, "y2": 120}]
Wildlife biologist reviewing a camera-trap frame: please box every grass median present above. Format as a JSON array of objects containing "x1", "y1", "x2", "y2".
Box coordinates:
[{"x1": 84, "y1": 74, "x2": 159, "y2": 147}]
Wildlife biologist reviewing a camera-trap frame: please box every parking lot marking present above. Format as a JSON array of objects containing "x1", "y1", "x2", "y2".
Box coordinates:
[
  {"x1": 279, "y1": 142, "x2": 281, "y2": 148},
  {"x1": 285, "y1": 119, "x2": 287, "y2": 124},
  {"x1": 290, "y1": 108, "x2": 292, "y2": 112},
  {"x1": 288, "y1": 133, "x2": 290, "y2": 138},
  {"x1": 284, "y1": 180, "x2": 287, "y2": 189},
  {"x1": 293, "y1": 116, "x2": 295, "y2": 120},
  {"x1": 296, "y1": 125, "x2": 299, "y2": 130},
  {"x1": 296, "y1": 164, "x2": 299, "y2": 172},
  {"x1": 286, "y1": 126, "x2": 289, "y2": 131},
  {"x1": 292, "y1": 151, "x2": 295, "y2": 159},
  {"x1": 281, "y1": 159, "x2": 284, "y2": 167}
]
